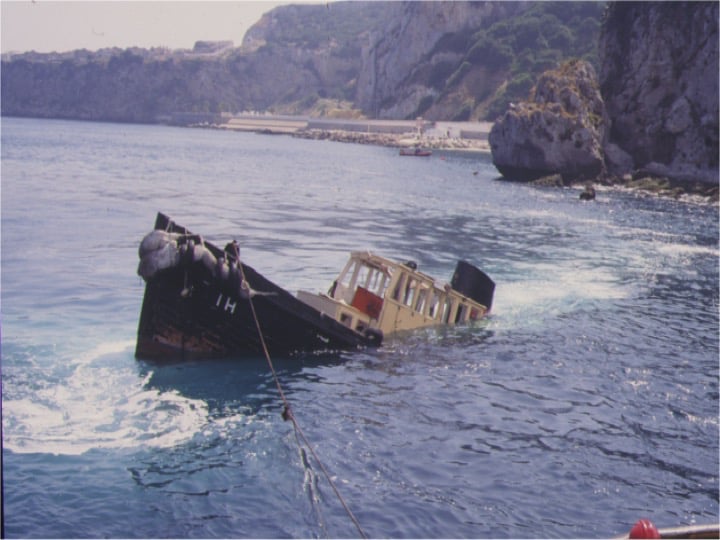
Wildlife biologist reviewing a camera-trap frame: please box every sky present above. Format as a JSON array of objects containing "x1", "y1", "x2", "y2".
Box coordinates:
[{"x1": 1, "y1": 1, "x2": 290, "y2": 54}]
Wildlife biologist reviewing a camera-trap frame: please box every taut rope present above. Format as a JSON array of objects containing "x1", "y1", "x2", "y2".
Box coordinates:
[{"x1": 237, "y1": 262, "x2": 368, "y2": 539}]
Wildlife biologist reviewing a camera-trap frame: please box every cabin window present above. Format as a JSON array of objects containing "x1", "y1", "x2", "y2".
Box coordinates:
[
  {"x1": 356, "y1": 265, "x2": 390, "y2": 298},
  {"x1": 415, "y1": 287, "x2": 428, "y2": 314},
  {"x1": 428, "y1": 290, "x2": 441, "y2": 319},
  {"x1": 336, "y1": 261, "x2": 359, "y2": 302},
  {"x1": 415, "y1": 288, "x2": 425, "y2": 314},
  {"x1": 455, "y1": 303, "x2": 468, "y2": 323},
  {"x1": 442, "y1": 298, "x2": 454, "y2": 323},
  {"x1": 356, "y1": 264, "x2": 372, "y2": 290},
  {"x1": 392, "y1": 273, "x2": 406, "y2": 301},
  {"x1": 340, "y1": 312, "x2": 353, "y2": 328},
  {"x1": 367, "y1": 268, "x2": 390, "y2": 297},
  {"x1": 338, "y1": 261, "x2": 353, "y2": 287},
  {"x1": 403, "y1": 278, "x2": 418, "y2": 307}
]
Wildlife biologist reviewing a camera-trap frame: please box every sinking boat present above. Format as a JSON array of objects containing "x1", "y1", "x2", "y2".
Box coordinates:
[{"x1": 135, "y1": 213, "x2": 495, "y2": 360}]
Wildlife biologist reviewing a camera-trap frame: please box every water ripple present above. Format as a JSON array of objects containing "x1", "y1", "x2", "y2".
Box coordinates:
[{"x1": 2, "y1": 118, "x2": 717, "y2": 538}]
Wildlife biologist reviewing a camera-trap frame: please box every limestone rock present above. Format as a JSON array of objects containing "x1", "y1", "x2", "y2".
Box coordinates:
[
  {"x1": 604, "y1": 142, "x2": 634, "y2": 176},
  {"x1": 489, "y1": 60, "x2": 607, "y2": 182},
  {"x1": 579, "y1": 184, "x2": 596, "y2": 201},
  {"x1": 599, "y1": 2, "x2": 718, "y2": 183}
]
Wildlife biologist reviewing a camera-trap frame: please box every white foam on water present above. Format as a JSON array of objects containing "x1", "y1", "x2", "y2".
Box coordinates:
[
  {"x1": 616, "y1": 237, "x2": 718, "y2": 285},
  {"x1": 3, "y1": 340, "x2": 212, "y2": 455},
  {"x1": 655, "y1": 242, "x2": 719, "y2": 258},
  {"x1": 491, "y1": 264, "x2": 628, "y2": 329}
]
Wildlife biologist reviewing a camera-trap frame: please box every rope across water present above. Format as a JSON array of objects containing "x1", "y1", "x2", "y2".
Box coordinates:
[{"x1": 238, "y1": 263, "x2": 369, "y2": 539}]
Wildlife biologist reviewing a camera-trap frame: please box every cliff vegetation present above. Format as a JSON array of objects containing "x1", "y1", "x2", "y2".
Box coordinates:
[
  {"x1": 1, "y1": 1, "x2": 603, "y2": 123},
  {"x1": 359, "y1": 1, "x2": 603, "y2": 120},
  {"x1": 489, "y1": 1, "x2": 718, "y2": 192}
]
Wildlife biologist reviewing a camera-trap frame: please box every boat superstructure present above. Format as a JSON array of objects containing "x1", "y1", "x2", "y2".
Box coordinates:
[{"x1": 297, "y1": 252, "x2": 494, "y2": 338}]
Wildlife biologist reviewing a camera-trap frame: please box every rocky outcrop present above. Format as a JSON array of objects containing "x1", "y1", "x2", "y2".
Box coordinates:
[
  {"x1": 489, "y1": 2, "x2": 718, "y2": 188},
  {"x1": 599, "y1": 2, "x2": 718, "y2": 184},
  {"x1": 488, "y1": 60, "x2": 607, "y2": 182}
]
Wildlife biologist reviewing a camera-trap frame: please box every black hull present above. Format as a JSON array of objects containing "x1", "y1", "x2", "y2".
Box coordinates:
[{"x1": 135, "y1": 214, "x2": 378, "y2": 361}]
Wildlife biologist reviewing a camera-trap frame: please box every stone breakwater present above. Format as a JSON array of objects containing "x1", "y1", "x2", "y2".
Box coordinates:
[
  {"x1": 292, "y1": 128, "x2": 490, "y2": 152},
  {"x1": 215, "y1": 115, "x2": 491, "y2": 152}
]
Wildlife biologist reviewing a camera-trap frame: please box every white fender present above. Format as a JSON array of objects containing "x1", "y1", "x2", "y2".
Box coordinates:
[
  {"x1": 138, "y1": 242, "x2": 181, "y2": 280},
  {"x1": 201, "y1": 248, "x2": 218, "y2": 272},
  {"x1": 215, "y1": 258, "x2": 230, "y2": 281},
  {"x1": 138, "y1": 230, "x2": 180, "y2": 258},
  {"x1": 192, "y1": 242, "x2": 206, "y2": 263}
]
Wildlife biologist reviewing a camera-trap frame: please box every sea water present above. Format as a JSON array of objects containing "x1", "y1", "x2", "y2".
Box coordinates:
[{"x1": 2, "y1": 117, "x2": 718, "y2": 538}]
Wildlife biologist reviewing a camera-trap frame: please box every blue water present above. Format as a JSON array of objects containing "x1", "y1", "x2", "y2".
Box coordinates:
[{"x1": 1, "y1": 117, "x2": 718, "y2": 538}]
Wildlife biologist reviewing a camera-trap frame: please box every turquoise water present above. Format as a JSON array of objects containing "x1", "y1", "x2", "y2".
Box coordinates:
[{"x1": 1, "y1": 117, "x2": 718, "y2": 538}]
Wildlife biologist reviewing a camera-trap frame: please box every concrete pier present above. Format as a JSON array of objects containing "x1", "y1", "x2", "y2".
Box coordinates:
[{"x1": 214, "y1": 114, "x2": 492, "y2": 151}]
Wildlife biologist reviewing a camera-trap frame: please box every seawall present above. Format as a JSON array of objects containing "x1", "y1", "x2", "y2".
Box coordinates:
[{"x1": 211, "y1": 114, "x2": 491, "y2": 152}]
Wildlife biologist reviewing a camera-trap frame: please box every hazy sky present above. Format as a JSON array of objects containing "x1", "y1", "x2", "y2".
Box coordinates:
[{"x1": 1, "y1": 1, "x2": 290, "y2": 54}]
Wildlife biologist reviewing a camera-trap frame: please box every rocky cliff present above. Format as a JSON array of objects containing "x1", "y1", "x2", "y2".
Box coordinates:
[
  {"x1": 599, "y1": 1, "x2": 718, "y2": 184},
  {"x1": 1, "y1": 2, "x2": 604, "y2": 124},
  {"x1": 356, "y1": 2, "x2": 603, "y2": 121},
  {"x1": 489, "y1": 1, "x2": 718, "y2": 187},
  {"x1": 1, "y1": 48, "x2": 248, "y2": 123},
  {"x1": 356, "y1": 2, "x2": 526, "y2": 119},
  {"x1": 0, "y1": 3, "x2": 385, "y2": 122}
]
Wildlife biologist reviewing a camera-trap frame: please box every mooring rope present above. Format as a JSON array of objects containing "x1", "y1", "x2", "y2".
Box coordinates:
[{"x1": 237, "y1": 262, "x2": 369, "y2": 540}]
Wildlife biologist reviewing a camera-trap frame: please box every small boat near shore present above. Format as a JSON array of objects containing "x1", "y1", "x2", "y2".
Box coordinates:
[
  {"x1": 399, "y1": 147, "x2": 432, "y2": 157},
  {"x1": 136, "y1": 213, "x2": 495, "y2": 360}
]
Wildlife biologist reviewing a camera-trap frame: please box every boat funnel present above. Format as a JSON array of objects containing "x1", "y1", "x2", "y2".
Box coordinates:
[{"x1": 450, "y1": 260, "x2": 495, "y2": 311}]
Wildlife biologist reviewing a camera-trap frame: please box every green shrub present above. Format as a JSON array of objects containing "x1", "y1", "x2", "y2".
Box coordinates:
[
  {"x1": 452, "y1": 100, "x2": 473, "y2": 121},
  {"x1": 506, "y1": 73, "x2": 534, "y2": 99},
  {"x1": 299, "y1": 93, "x2": 319, "y2": 109},
  {"x1": 486, "y1": 89, "x2": 511, "y2": 120},
  {"x1": 432, "y1": 31, "x2": 472, "y2": 55},
  {"x1": 416, "y1": 95, "x2": 435, "y2": 116},
  {"x1": 467, "y1": 34, "x2": 513, "y2": 70},
  {"x1": 446, "y1": 61, "x2": 471, "y2": 89},
  {"x1": 547, "y1": 24, "x2": 573, "y2": 49},
  {"x1": 428, "y1": 62, "x2": 456, "y2": 90}
]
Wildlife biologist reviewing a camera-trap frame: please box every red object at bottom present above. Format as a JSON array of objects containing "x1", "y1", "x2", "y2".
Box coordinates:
[{"x1": 629, "y1": 519, "x2": 661, "y2": 539}]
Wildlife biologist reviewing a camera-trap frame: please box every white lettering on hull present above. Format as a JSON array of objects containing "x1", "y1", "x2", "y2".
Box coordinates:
[{"x1": 215, "y1": 293, "x2": 237, "y2": 315}]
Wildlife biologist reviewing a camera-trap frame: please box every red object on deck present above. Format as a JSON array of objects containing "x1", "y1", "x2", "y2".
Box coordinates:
[
  {"x1": 629, "y1": 519, "x2": 661, "y2": 539},
  {"x1": 351, "y1": 286, "x2": 384, "y2": 319}
]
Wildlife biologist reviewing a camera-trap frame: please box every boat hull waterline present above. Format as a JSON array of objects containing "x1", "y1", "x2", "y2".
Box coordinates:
[{"x1": 135, "y1": 213, "x2": 495, "y2": 360}]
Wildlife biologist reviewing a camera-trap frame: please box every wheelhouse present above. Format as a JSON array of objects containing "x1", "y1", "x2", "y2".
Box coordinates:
[{"x1": 296, "y1": 251, "x2": 491, "y2": 338}]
